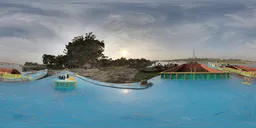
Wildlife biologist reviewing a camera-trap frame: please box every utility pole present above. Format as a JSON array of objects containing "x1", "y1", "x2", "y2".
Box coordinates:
[{"x1": 193, "y1": 49, "x2": 196, "y2": 63}]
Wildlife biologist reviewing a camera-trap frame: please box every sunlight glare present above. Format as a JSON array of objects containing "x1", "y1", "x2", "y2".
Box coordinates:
[
  {"x1": 122, "y1": 89, "x2": 129, "y2": 94},
  {"x1": 121, "y1": 50, "x2": 127, "y2": 57}
]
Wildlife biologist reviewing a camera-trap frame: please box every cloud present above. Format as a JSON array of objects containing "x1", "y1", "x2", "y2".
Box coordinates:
[
  {"x1": 0, "y1": 0, "x2": 256, "y2": 64},
  {"x1": 245, "y1": 41, "x2": 256, "y2": 49},
  {"x1": 165, "y1": 23, "x2": 212, "y2": 45},
  {"x1": 225, "y1": 13, "x2": 256, "y2": 29}
]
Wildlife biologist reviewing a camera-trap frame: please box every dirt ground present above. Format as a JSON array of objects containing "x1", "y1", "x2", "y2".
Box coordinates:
[
  {"x1": 47, "y1": 67, "x2": 160, "y2": 83},
  {"x1": 47, "y1": 69, "x2": 62, "y2": 76},
  {"x1": 69, "y1": 67, "x2": 139, "y2": 83}
]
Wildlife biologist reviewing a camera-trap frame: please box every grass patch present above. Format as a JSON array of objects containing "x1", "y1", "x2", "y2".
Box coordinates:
[{"x1": 133, "y1": 71, "x2": 160, "y2": 82}]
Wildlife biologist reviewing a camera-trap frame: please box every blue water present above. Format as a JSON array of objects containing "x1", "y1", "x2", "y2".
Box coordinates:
[{"x1": 0, "y1": 72, "x2": 256, "y2": 128}]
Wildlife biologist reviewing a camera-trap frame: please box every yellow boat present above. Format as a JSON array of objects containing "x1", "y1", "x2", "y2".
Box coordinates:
[
  {"x1": 54, "y1": 76, "x2": 76, "y2": 90},
  {"x1": 241, "y1": 77, "x2": 252, "y2": 85}
]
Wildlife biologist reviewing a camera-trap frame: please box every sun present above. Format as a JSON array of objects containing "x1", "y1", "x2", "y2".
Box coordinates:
[{"x1": 121, "y1": 50, "x2": 127, "y2": 57}]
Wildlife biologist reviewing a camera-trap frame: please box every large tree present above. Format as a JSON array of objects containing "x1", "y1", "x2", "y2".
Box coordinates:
[
  {"x1": 54, "y1": 55, "x2": 68, "y2": 68},
  {"x1": 42, "y1": 54, "x2": 56, "y2": 66},
  {"x1": 41, "y1": 32, "x2": 154, "y2": 69},
  {"x1": 64, "y1": 32, "x2": 105, "y2": 67}
]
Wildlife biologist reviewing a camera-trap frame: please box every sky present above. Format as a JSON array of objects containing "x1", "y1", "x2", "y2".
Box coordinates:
[{"x1": 0, "y1": 0, "x2": 256, "y2": 64}]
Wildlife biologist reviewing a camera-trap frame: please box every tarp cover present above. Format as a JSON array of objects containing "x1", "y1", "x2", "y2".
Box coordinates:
[{"x1": 0, "y1": 68, "x2": 21, "y2": 74}]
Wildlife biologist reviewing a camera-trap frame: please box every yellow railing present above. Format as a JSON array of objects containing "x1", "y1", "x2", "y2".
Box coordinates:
[
  {"x1": 160, "y1": 72, "x2": 230, "y2": 80},
  {"x1": 160, "y1": 72, "x2": 229, "y2": 74},
  {"x1": 241, "y1": 71, "x2": 256, "y2": 77},
  {"x1": 0, "y1": 73, "x2": 22, "y2": 79},
  {"x1": 223, "y1": 67, "x2": 256, "y2": 77},
  {"x1": 216, "y1": 67, "x2": 224, "y2": 71}
]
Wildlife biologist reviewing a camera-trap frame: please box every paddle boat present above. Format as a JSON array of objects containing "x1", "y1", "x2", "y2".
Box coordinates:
[
  {"x1": 241, "y1": 77, "x2": 252, "y2": 85},
  {"x1": 54, "y1": 74, "x2": 76, "y2": 90}
]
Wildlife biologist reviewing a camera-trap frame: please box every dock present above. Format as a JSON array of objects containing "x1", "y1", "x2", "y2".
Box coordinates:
[{"x1": 160, "y1": 63, "x2": 230, "y2": 80}]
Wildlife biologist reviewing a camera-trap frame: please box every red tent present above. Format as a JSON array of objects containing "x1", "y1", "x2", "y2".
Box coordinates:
[
  {"x1": 235, "y1": 65, "x2": 256, "y2": 72},
  {"x1": 0, "y1": 68, "x2": 21, "y2": 74}
]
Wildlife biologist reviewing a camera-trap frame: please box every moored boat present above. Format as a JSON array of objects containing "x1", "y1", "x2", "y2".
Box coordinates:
[
  {"x1": 0, "y1": 69, "x2": 48, "y2": 82},
  {"x1": 222, "y1": 65, "x2": 256, "y2": 78}
]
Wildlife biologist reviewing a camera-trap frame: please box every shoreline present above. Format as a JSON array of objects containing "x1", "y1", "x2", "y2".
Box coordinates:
[
  {"x1": 69, "y1": 67, "x2": 139, "y2": 83},
  {"x1": 47, "y1": 67, "x2": 160, "y2": 84}
]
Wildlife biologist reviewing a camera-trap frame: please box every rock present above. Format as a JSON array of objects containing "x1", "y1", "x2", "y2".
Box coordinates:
[
  {"x1": 147, "y1": 82, "x2": 153, "y2": 86},
  {"x1": 140, "y1": 80, "x2": 153, "y2": 86},
  {"x1": 140, "y1": 79, "x2": 148, "y2": 85}
]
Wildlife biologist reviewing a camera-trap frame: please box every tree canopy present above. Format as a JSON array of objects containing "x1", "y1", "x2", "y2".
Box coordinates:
[
  {"x1": 24, "y1": 62, "x2": 38, "y2": 66},
  {"x1": 42, "y1": 32, "x2": 152, "y2": 69},
  {"x1": 42, "y1": 54, "x2": 56, "y2": 66},
  {"x1": 64, "y1": 32, "x2": 104, "y2": 67}
]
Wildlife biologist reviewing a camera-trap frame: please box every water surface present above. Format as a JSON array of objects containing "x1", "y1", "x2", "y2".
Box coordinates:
[{"x1": 0, "y1": 74, "x2": 256, "y2": 128}]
